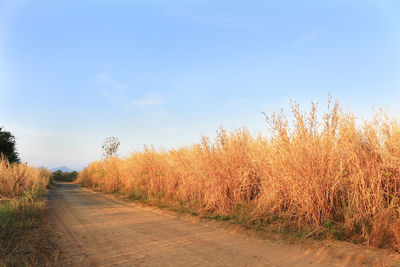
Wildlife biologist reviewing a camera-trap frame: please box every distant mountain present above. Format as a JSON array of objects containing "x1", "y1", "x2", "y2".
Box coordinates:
[{"x1": 51, "y1": 166, "x2": 74, "y2": 173}]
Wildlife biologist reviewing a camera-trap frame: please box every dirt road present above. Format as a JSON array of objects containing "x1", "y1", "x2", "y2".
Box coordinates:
[{"x1": 47, "y1": 183, "x2": 400, "y2": 266}]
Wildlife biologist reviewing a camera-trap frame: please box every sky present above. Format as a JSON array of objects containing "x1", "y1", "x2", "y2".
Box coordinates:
[{"x1": 0, "y1": 0, "x2": 399, "y2": 170}]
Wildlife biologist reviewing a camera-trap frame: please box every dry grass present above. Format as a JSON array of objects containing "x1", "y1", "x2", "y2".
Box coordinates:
[
  {"x1": 0, "y1": 156, "x2": 60, "y2": 266},
  {"x1": 0, "y1": 156, "x2": 51, "y2": 201},
  {"x1": 77, "y1": 99, "x2": 400, "y2": 250}
]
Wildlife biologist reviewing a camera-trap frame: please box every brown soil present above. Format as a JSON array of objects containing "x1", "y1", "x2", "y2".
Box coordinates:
[{"x1": 47, "y1": 183, "x2": 400, "y2": 266}]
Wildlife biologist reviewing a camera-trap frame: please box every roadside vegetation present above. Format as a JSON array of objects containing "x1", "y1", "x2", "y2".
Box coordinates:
[
  {"x1": 77, "y1": 99, "x2": 400, "y2": 251},
  {"x1": 0, "y1": 156, "x2": 60, "y2": 266},
  {"x1": 52, "y1": 170, "x2": 78, "y2": 182}
]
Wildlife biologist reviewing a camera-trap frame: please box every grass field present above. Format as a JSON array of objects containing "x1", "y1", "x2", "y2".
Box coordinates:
[
  {"x1": 77, "y1": 99, "x2": 400, "y2": 251},
  {"x1": 0, "y1": 157, "x2": 60, "y2": 266}
]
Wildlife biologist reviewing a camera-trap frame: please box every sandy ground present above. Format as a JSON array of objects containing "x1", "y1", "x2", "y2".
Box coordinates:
[{"x1": 47, "y1": 183, "x2": 400, "y2": 267}]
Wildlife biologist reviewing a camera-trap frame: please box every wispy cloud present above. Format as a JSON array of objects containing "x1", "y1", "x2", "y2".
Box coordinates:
[
  {"x1": 95, "y1": 72, "x2": 131, "y2": 107},
  {"x1": 96, "y1": 72, "x2": 126, "y2": 94},
  {"x1": 294, "y1": 27, "x2": 324, "y2": 47},
  {"x1": 130, "y1": 94, "x2": 169, "y2": 126},
  {"x1": 95, "y1": 72, "x2": 166, "y2": 116},
  {"x1": 129, "y1": 94, "x2": 164, "y2": 108}
]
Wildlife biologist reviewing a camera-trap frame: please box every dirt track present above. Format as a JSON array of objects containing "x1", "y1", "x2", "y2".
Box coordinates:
[{"x1": 47, "y1": 183, "x2": 400, "y2": 266}]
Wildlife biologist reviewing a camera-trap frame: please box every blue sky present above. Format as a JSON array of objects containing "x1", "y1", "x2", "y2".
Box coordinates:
[{"x1": 1, "y1": 0, "x2": 399, "y2": 170}]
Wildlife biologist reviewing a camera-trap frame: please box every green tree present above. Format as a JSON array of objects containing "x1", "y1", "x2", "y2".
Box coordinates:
[
  {"x1": 52, "y1": 170, "x2": 78, "y2": 182},
  {"x1": 0, "y1": 126, "x2": 20, "y2": 163}
]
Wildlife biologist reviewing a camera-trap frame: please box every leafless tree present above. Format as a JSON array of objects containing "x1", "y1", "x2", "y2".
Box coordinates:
[{"x1": 102, "y1": 136, "x2": 120, "y2": 159}]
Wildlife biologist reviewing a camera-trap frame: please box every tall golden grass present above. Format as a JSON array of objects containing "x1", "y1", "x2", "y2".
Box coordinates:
[
  {"x1": 77, "y1": 99, "x2": 400, "y2": 250},
  {"x1": 0, "y1": 157, "x2": 58, "y2": 266},
  {"x1": 0, "y1": 156, "x2": 51, "y2": 201}
]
